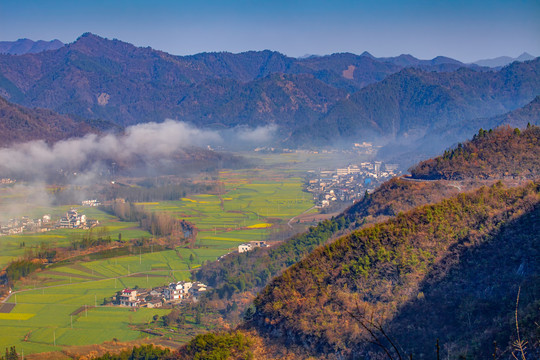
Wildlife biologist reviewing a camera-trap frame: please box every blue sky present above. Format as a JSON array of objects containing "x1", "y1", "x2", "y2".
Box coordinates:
[{"x1": 1, "y1": 0, "x2": 538, "y2": 62}]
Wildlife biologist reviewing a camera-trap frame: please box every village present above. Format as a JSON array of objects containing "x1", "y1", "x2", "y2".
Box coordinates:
[
  {"x1": 112, "y1": 280, "x2": 209, "y2": 309},
  {"x1": 0, "y1": 178, "x2": 16, "y2": 185},
  {"x1": 0, "y1": 206, "x2": 99, "y2": 236},
  {"x1": 254, "y1": 141, "x2": 381, "y2": 156},
  {"x1": 306, "y1": 161, "x2": 401, "y2": 208}
]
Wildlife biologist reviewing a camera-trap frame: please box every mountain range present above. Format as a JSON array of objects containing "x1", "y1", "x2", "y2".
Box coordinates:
[
  {"x1": 294, "y1": 60, "x2": 540, "y2": 143},
  {"x1": 0, "y1": 39, "x2": 64, "y2": 55},
  {"x1": 0, "y1": 33, "x2": 538, "y2": 154}
]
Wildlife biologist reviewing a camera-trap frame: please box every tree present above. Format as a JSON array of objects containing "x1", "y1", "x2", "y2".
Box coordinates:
[
  {"x1": 243, "y1": 304, "x2": 256, "y2": 321},
  {"x1": 175, "y1": 312, "x2": 186, "y2": 327},
  {"x1": 344, "y1": 302, "x2": 405, "y2": 360},
  {"x1": 2, "y1": 347, "x2": 18, "y2": 360}
]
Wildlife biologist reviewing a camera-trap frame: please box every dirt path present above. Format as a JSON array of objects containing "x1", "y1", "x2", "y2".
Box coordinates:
[
  {"x1": 400, "y1": 175, "x2": 463, "y2": 191},
  {"x1": 287, "y1": 206, "x2": 317, "y2": 229}
]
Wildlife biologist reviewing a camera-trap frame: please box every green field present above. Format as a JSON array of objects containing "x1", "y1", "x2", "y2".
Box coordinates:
[
  {"x1": 0, "y1": 165, "x2": 318, "y2": 353},
  {"x1": 140, "y1": 169, "x2": 315, "y2": 234},
  {"x1": 0, "y1": 206, "x2": 152, "y2": 270},
  {"x1": 1, "y1": 250, "x2": 190, "y2": 353}
]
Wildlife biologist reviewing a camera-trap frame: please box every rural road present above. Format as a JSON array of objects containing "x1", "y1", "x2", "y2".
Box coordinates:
[
  {"x1": 399, "y1": 175, "x2": 463, "y2": 191},
  {"x1": 287, "y1": 205, "x2": 318, "y2": 229}
]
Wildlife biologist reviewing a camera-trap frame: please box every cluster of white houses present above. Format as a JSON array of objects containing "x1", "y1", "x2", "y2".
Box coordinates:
[
  {"x1": 238, "y1": 241, "x2": 268, "y2": 253},
  {"x1": 82, "y1": 199, "x2": 102, "y2": 207},
  {"x1": 59, "y1": 209, "x2": 88, "y2": 229},
  {"x1": 115, "y1": 281, "x2": 208, "y2": 308},
  {"x1": 306, "y1": 161, "x2": 401, "y2": 207},
  {"x1": 1, "y1": 208, "x2": 99, "y2": 236},
  {"x1": 0, "y1": 215, "x2": 51, "y2": 236},
  {"x1": 58, "y1": 208, "x2": 99, "y2": 229}
]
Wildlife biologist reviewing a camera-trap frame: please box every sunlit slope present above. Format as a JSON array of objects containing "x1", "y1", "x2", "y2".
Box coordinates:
[{"x1": 248, "y1": 182, "x2": 540, "y2": 359}]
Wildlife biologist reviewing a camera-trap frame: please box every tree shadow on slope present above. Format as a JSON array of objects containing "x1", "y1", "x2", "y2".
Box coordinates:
[{"x1": 386, "y1": 204, "x2": 540, "y2": 359}]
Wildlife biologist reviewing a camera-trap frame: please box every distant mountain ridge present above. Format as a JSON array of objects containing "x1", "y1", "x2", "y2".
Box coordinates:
[
  {"x1": 374, "y1": 95, "x2": 540, "y2": 168},
  {"x1": 298, "y1": 59, "x2": 540, "y2": 144},
  {"x1": 0, "y1": 33, "x2": 538, "y2": 151},
  {"x1": 435, "y1": 95, "x2": 540, "y2": 143},
  {"x1": 480, "y1": 95, "x2": 540, "y2": 129},
  {"x1": 473, "y1": 52, "x2": 536, "y2": 68},
  {"x1": 0, "y1": 38, "x2": 64, "y2": 55}
]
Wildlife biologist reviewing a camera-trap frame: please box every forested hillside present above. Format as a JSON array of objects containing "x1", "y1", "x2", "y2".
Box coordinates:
[
  {"x1": 195, "y1": 217, "x2": 352, "y2": 295},
  {"x1": 0, "y1": 33, "x2": 538, "y2": 148},
  {"x1": 0, "y1": 96, "x2": 113, "y2": 147},
  {"x1": 248, "y1": 182, "x2": 540, "y2": 359},
  {"x1": 296, "y1": 59, "x2": 540, "y2": 144},
  {"x1": 343, "y1": 177, "x2": 459, "y2": 221},
  {"x1": 386, "y1": 201, "x2": 540, "y2": 359},
  {"x1": 410, "y1": 125, "x2": 540, "y2": 180}
]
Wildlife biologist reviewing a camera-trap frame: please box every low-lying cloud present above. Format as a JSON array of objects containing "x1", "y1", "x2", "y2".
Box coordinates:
[
  {"x1": 222, "y1": 124, "x2": 277, "y2": 145},
  {"x1": 0, "y1": 120, "x2": 277, "y2": 179}
]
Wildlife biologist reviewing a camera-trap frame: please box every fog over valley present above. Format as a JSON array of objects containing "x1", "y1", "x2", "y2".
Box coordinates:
[{"x1": 0, "y1": 120, "x2": 277, "y2": 179}]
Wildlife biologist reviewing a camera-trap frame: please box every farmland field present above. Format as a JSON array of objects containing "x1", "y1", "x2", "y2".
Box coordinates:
[
  {"x1": 0, "y1": 206, "x2": 151, "y2": 270},
  {"x1": 0, "y1": 250, "x2": 187, "y2": 353},
  {"x1": 140, "y1": 168, "x2": 315, "y2": 234},
  {"x1": 0, "y1": 162, "x2": 318, "y2": 353}
]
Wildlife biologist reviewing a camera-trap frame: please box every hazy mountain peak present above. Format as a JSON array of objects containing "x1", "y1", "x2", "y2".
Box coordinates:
[
  {"x1": 69, "y1": 32, "x2": 140, "y2": 57},
  {"x1": 473, "y1": 52, "x2": 536, "y2": 68},
  {"x1": 71, "y1": 32, "x2": 107, "y2": 48},
  {"x1": 430, "y1": 55, "x2": 463, "y2": 65},
  {"x1": 360, "y1": 51, "x2": 375, "y2": 58},
  {"x1": 516, "y1": 52, "x2": 535, "y2": 61},
  {"x1": 387, "y1": 54, "x2": 420, "y2": 66},
  {"x1": 396, "y1": 54, "x2": 417, "y2": 60},
  {"x1": 73, "y1": 32, "x2": 109, "y2": 46},
  {"x1": 0, "y1": 38, "x2": 64, "y2": 55},
  {"x1": 297, "y1": 54, "x2": 321, "y2": 59}
]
